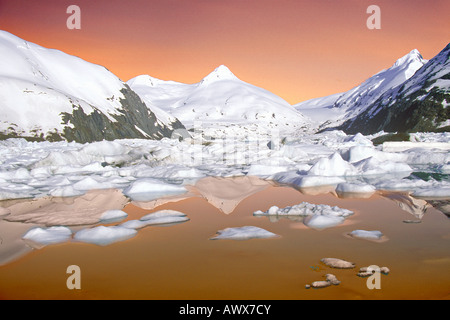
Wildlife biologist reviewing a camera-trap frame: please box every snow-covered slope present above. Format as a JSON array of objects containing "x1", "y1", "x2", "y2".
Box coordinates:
[
  {"x1": 128, "y1": 65, "x2": 311, "y2": 132},
  {"x1": 295, "y1": 49, "x2": 427, "y2": 130},
  {"x1": 339, "y1": 43, "x2": 450, "y2": 134},
  {"x1": 0, "y1": 30, "x2": 184, "y2": 142}
]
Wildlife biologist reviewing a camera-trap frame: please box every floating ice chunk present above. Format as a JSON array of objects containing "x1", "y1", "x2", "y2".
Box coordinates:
[
  {"x1": 290, "y1": 175, "x2": 346, "y2": 188},
  {"x1": 308, "y1": 153, "x2": 357, "y2": 177},
  {"x1": 137, "y1": 209, "x2": 189, "y2": 227},
  {"x1": 123, "y1": 178, "x2": 187, "y2": 201},
  {"x1": 336, "y1": 182, "x2": 376, "y2": 193},
  {"x1": 210, "y1": 226, "x2": 279, "y2": 240},
  {"x1": 336, "y1": 182, "x2": 376, "y2": 198},
  {"x1": 119, "y1": 219, "x2": 150, "y2": 229},
  {"x1": 303, "y1": 215, "x2": 345, "y2": 230},
  {"x1": 22, "y1": 226, "x2": 72, "y2": 247},
  {"x1": 140, "y1": 209, "x2": 187, "y2": 221},
  {"x1": 100, "y1": 209, "x2": 128, "y2": 222},
  {"x1": 74, "y1": 226, "x2": 137, "y2": 246},
  {"x1": 354, "y1": 157, "x2": 412, "y2": 176},
  {"x1": 73, "y1": 177, "x2": 113, "y2": 191},
  {"x1": 344, "y1": 133, "x2": 373, "y2": 146},
  {"x1": 254, "y1": 202, "x2": 353, "y2": 218},
  {"x1": 320, "y1": 258, "x2": 355, "y2": 269},
  {"x1": 121, "y1": 214, "x2": 189, "y2": 229},
  {"x1": 345, "y1": 146, "x2": 377, "y2": 163},
  {"x1": 348, "y1": 229, "x2": 384, "y2": 241}
]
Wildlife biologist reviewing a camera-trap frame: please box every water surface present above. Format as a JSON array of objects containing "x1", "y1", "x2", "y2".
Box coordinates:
[{"x1": 0, "y1": 177, "x2": 449, "y2": 300}]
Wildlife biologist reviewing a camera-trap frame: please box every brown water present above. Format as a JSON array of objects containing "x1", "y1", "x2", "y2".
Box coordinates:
[{"x1": 0, "y1": 180, "x2": 449, "y2": 300}]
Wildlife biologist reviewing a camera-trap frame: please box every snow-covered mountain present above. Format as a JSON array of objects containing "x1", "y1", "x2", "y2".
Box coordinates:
[
  {"x1": 0, "y1": 30, "x2": 185, "y2": 143},
  {"x1": 295, "y1": 49, "x2": 428, "y2": 130},
  {"x1": 339, "y1": 43, "x2": 450, "y2": 134},
  {"x1": 128, "y1": 65, "x2": 310, "y2": 131}
]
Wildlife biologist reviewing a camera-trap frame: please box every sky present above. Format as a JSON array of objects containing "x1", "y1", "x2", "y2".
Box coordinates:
[{"x1": 0, "y1": 0, "x2": 448, "y2": 104}]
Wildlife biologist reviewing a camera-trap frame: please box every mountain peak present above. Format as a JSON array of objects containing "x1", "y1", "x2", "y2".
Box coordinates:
[
  {"x1": 127, "y1": 75, "x2": 164, "y2": 87},
  {"x1": 393, "y1": 49, "x2": 426, "y2": 68},
  {"x1": 200, "y1": 65, "x2": 238, "y2": 85}
]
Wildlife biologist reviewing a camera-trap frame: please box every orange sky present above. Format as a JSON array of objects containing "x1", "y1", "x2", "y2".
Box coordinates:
[{"x1": 0, "y1": 0, "x2": 449, "y2": 104}]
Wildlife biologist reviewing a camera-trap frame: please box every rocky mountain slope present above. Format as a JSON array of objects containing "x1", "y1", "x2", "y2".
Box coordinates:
[{"x1": 0, "y1": 30, "x2": 185, "y2": 143}]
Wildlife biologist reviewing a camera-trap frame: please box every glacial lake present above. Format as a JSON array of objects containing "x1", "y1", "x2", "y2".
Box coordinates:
[{"x1": 0, "y1": 176, "x2": 449, "y2": 300}]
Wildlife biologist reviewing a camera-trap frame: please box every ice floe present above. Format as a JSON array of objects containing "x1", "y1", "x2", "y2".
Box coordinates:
[
  {"x1": 22, "y1": 226, "x2": 72, "y2": 248},
  {"x1": 74, "y1": 225, "x2": 137, "y2": 246},
  {"x1": 254, "y1": 202, "x2": 354, "y2": 229},
  {"x1": 308, "y1": 152, "x2": 358, "y2": 177},
  {"x1": 336, "y1": 182, "x2": 376, "y2": 198},
  {"x1": 303, "y1": 215, "x2": 346, "y2": 230},
  {"x1": 347, "y1": 229, "x2": 385, "y2": 241},
  {"x1": 100, "y1": 209, "x2": 128, "y2": 222},
  {"x1": 123, "y1": 178, "x2": 187, "y2": 201},
  {"x1": 210, "y1": 226, "x2": 279, "y2": 240},
  {"x1": 120, "y1": 209, "x2": 189, "y2": 229}
]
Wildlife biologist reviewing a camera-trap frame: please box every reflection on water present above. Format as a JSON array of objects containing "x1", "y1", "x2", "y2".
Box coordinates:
[{"x1": 0, "y1": 176, "x2": 449, "y2": 299}]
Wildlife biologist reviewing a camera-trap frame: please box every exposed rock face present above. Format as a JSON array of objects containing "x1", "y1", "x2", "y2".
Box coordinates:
[{"x1": 61, "y1": 85, "x2": 186, "y2": 143}]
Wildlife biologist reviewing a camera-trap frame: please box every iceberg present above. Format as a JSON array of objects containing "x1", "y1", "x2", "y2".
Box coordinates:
[
  {"x1": 303, "y1": 215, "x2": 345, "y2": 230},
  {"x1": 308, "y1": 153, "x2": 358, "y2": 177},
  {"x1": 22, "y1": 226, "x2": 72, "y2": 247},
  {"x1": 210, "y1": 226, "x2": 279, "y2": 240},
  {"x1": 336, "y1": 182, "x2": 376, "y2": 198},
  {"x1": 100, "y1": 209, "x2": 128, "y2": 222},
  {"x1": 73, "y1": 225, "x2": 137, "y2": 246},
  {"x1": 254, "y1": 202, "x2": 353, "y2": 229},
  {"x1": 348, "y1": 229, "x2": 384, "y2": 241},
  {"x1": 123, "y1": 178, "x2": 187, "y2": 201},
  {"x1": 120, "y1": 209, "x2": 189, "y2": 229}
]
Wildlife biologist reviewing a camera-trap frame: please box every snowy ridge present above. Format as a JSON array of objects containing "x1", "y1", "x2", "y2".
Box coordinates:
[
  {"x1": 128, "y1": 65, "x2": 311, "y2": 131},
  {"x1": 339, "y1": 43, "x2": 450, "y2": 134},
  {"x1": 295, "y1": 49, "x2": 427, "y2": 129},
  {"x1": 0, "y1": 30, "x2": 183, "y2": 142}
]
